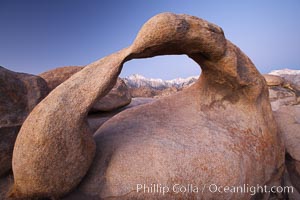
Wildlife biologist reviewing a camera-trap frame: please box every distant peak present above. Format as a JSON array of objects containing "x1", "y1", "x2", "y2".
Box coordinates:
[
  {"x1": 127, "y1": 74, "x2": 146, "y2": 79},
  {"x1": 125, "y1": 74, "x2": 199, "y2": 81},
  {"x1": 123, "y1": 74, "x2": 199, "y2": 90},
  {"x1": 269, "y1": 68, "x2": 300, "y2": 75}
]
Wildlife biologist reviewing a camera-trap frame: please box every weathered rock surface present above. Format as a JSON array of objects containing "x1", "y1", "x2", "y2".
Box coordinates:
[
  {"x1": 269, "y1": 69, "x2": 300, "y2": 106},
  {"x1": 124, "y1": 97, "x2": 155, "y2": 109},
  {"x1": 39, "y1": 66, "x2": 83, "y2": 91},
  {"x1": 274, "y1": 105, "x2": 300, "y2": 195},
  {"x1": 274, "y1": 105, "x2": 300, "y2": 161},
  {"x1": 40, "y1": 66, "x2": 131, "y2": 112},
  {"x1": 129, "y1": 86, "x2": 180, "y2": 98},
  {"x1": 64, "y1": 13, "x2": 285, "y2": 199},
  {"x1": 91, "y1": 78, "x2": 131, "y2": 112},
  {"x1": 263, "y1": 74, "x2": 284, "y2": 86},
  {"x1": 269, "y1": 87, "x2": 297, "y2": 111},
  {"x1": 88, "y1": 98, "x2": 155, "y2": 133},
  {"x1": 154, "y1": 87, "x2": 179, "y2": 98},
  {"x1": 11, "y1": 13, "x2": 284, "y2": 199},
  {"x1": 9, "y1": 48, "x2": 133, "y2": 198},
  {"x1": 270, "y1": 69, "x2": 300, "y2": 88},
  {"x1": 0, "y1": 66, "x2": 49, "y2": 177}
]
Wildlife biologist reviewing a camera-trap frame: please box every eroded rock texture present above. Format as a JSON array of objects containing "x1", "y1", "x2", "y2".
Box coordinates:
[
  {"x1": 40, "y1": 66, "x2": 131, "y2": 112},
  {"x1": 88, "y1": 98, "x2": 155, "y2": 133},
  {"x1": 11, "y1": 13, "x2": 284, "y2": 199},
  {"x1": 0, "y1": 66, "x2": 48, "y2": 177},
  {"x1": 263, "y1": 74, "x2": 284, "y2": 86},
  {"x1": 10, "y1": 49, "x2": 131, "y2": 198},
  {"x1": 274, "y1": 105, "x2": 300, "y2": 195},
  {"x1": 39, "y1": 66, "x2": 84, "y2": 91},
  {"x1": 91, "y1": 78, "x2": 131, "y2": 112}
]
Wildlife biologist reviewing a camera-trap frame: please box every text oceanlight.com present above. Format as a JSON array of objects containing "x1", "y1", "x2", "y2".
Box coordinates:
[{"x1": 136, "y1": 183, "x2": 294, "y2": 196}]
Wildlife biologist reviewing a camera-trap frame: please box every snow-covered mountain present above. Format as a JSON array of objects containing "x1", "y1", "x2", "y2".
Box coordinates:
[
  {"x1": 123, "y1": 69, "x2": 300, "y2": 90},
  {"x1": 269, "y1": 69, "x2": 300, "y2": 76},
  {"x1": 269, "y1": 68, "x2": 300, "y2": 86},
  {"x1": 123, "y1": 74, "x2": 199, "y2": 90}
]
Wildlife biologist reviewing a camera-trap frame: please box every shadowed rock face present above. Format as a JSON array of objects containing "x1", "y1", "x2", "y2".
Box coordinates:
[
  {"x1": 0, "y1": 67, "x2": 49, "y2": 128},
  {"x1": 0, "y1": 66, "x2": 49, "y2": 177},
  {"x1": 39, "y1": 66, "x2": 84, "y2": 91},
  {"x1": 11, "y1": 13, "x2": 284, "y2": 199}
]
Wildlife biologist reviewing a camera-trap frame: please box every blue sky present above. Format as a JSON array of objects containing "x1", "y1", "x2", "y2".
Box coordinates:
[{"x1": 0, "y1": 0, "x2": 299, "y2": 79}]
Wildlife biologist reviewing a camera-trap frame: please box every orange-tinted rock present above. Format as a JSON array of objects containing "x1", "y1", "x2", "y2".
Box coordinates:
[
  {"x1": 263, "y1": 74, "x2": 284, "y2": 86},
  {"x1": 11, "y1": 13, "x2": 284, "y2": 199},
  {"x1": 40, "y1": 66, "x2": 131, "y2": 112},
  {"x1": 9, "y1": 49, "x2": 130, "y2": 199},
  {"x1": 39, "y1": 66, "x2": 83, "y2": 91},
  {"x1": 73, "y1": 13, "x2": 284, "y2": 199}
]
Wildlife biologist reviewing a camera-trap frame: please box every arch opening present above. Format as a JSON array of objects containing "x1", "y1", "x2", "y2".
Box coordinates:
[
  {"x1": 121, "y1": 54, "x2": 201, "y2": 80},
  {"x1": 120, "y1": 54, "x2": 201, "y2": 98}
]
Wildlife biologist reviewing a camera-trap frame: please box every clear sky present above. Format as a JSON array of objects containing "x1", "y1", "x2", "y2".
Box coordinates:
[{"x1": 0, "y1": 0, "x2": 299, "y2": 79}]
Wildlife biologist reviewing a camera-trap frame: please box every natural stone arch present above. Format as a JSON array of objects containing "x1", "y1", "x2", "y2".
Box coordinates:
[{"x1": 10, "y1": 13, "x2": 284, "y2": 199}]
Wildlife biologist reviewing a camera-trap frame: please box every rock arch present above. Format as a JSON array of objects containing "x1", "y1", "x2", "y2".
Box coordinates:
[{"x1": 10, "y1": 13, "x2": 284, "y2": 199}]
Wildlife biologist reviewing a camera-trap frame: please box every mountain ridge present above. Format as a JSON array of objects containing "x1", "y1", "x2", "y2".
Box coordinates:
[
  {"x1": 123, "y1": 74, "x2": 199, "y2": 90},
  {"x1": 123, "y1": 69, "x2": 300, "y2": 89}
]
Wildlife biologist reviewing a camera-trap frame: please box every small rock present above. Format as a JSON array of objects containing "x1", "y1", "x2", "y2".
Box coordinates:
[{"x1": 263, "y1": 74, "x2": 284, "y2": 86}]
